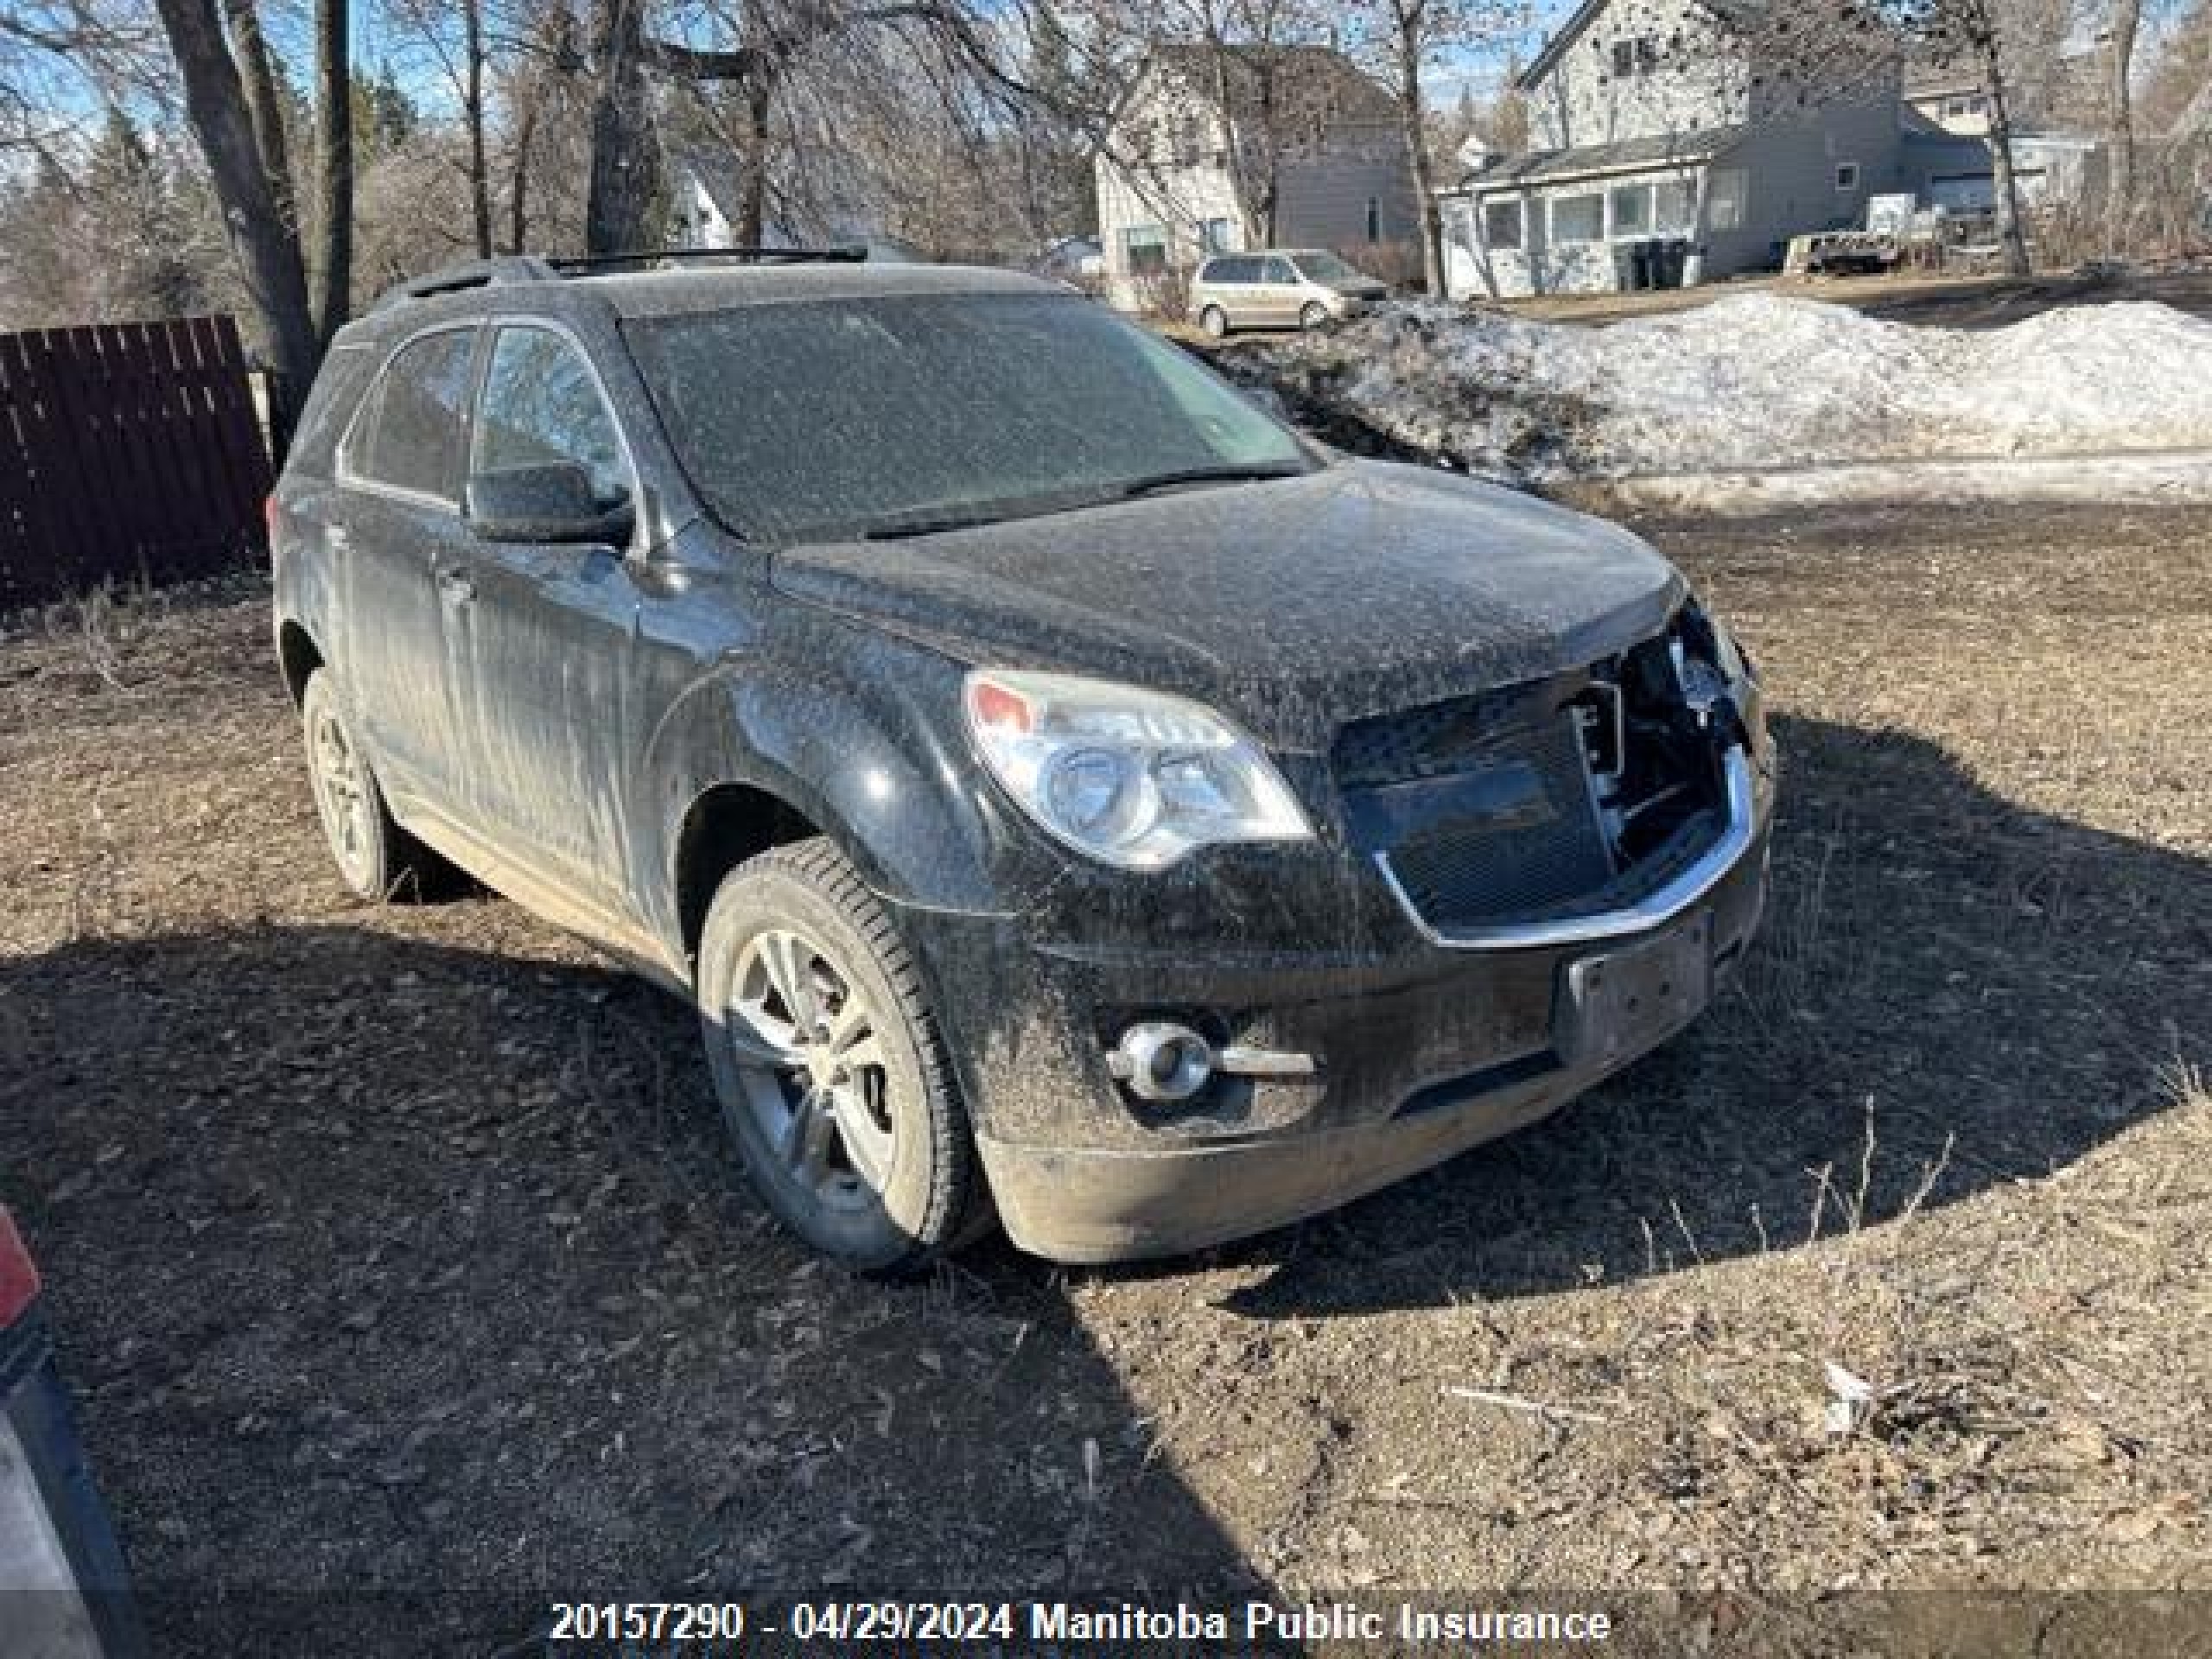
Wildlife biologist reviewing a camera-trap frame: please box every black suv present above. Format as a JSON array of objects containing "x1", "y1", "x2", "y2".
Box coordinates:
[{"x1": 271, "y1": 252, "x2": 1774, "y2": 1272}]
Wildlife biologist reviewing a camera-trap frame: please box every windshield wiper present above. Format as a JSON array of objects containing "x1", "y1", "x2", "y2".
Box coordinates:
[
  {"x1": 861, "y1": 507, "x2": 1016, "y2": 540},
  {"x1": 1116, "y1": 462, "x2": 1306, "y2": 499}
]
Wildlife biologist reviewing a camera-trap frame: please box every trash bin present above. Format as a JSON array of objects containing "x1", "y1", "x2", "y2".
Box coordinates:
[{"x1": 1654, "y1": 238, "x2": 1689, "y2": 289}]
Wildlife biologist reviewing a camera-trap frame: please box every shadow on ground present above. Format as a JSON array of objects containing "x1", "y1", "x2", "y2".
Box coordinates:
[
  {"x1": 0, "y1": 924, "x2": 1251, "y2": 1656},
  {"x1": 1217, "y1": 713, "x2": 2209, "y2": 1317},
  {"x1": 2, "y1": 711, "x2": 2206, "y2": 1653}
]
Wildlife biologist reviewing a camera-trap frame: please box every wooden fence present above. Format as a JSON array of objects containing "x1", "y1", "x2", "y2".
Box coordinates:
[{"x1": 0, "y1": 315, "x2": 274, "y2": 610}]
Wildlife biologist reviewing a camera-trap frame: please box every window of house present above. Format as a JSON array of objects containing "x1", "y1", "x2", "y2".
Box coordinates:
[
  {"x1": 1122, "y1": 225, "x2": 1168, "y2": 275},
  {"x1": 1654, "y1": 178, "x2": 1697, "y2": 234},
  {"x1": 344, "y1": 328, "x2": 475, "y2": 502},
  {"x1": 1611, "y1": 38, "x2": 1655, "y2": 76},
  {"x1": 1611, "y1": 40, "x2": 1634, "y2": 76},
  {"x1": 473, "y1": 327, "x2": 630, "y2": 510},
  {"x1": 1834, "y1": 162, "x2": 1860, "y2": 193},
  {"x1": 1551, "y1": 193, "x2": 1604, "y2": 244},
  {"x1": 1610, "y1": 183, "x2": 1650, "y2": 237},
  {"x1": 1482, "y1": 198, "x2": 1524, "y2": 251},
  {"x1": 1176, "y1": 116, "x2": 1205, "y2": 165},
  {"x1": 1365, "y1": 195, "x2": 1382, "y2": 241},
  {"x1": 1707, "y1": 168, "x2": 1748, "y2": 232},
  {"x1": 1637, "y1": 37, "x2": 1659, "y2": 70}
]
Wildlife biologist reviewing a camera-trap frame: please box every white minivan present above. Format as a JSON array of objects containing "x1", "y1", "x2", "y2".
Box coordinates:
[{"x1": 1189, "y1": 250, "x2": 1389, "y2": 335}]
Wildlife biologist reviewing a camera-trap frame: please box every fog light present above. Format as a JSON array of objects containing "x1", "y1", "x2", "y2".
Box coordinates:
[{"x1": 1107, "y1": 1021, "x2": 1215, "y2": 1103}]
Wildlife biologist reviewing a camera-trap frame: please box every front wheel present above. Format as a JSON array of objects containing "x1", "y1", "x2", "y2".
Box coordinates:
[
  {"x1": 696, "y1": 839, "x2": 985, "y2": 1274},
  {"x1": 1199, "y1": 305, "x2": 1230, "y2": 339}
]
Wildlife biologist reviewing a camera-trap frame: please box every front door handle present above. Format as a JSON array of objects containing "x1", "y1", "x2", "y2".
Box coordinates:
[{"x1": 435, "y1": 565, "x2": 476, "y2": 605}]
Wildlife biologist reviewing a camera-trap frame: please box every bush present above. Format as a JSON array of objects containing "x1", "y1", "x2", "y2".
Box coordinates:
[{"x1": 1132, "y1": 261, "x2": 1193, "y2": 321}]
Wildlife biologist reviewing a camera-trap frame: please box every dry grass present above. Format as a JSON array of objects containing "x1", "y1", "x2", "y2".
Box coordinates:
[{"x1": 1, "y1": 504, "x2": 2207, "y2": 1655}]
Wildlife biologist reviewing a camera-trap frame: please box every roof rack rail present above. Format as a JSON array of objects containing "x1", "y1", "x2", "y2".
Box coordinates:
[
  {"x1": 546, "y1": 246, "x2": 870, "y2": 274},
  {"x1": 371, "y1": 245, "x2": 869, "y2": 312},
  {"x1": 372, "y1": 255, "x2": 562, "y2": 310}
]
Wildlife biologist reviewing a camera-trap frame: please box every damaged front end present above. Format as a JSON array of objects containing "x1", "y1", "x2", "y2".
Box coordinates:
[
  {"x1": 923, "y1": 601, "x2": 1775, "y2": 1263},
  {"x1": 1339, "y1": 602, "x2": 1769, "y2": 952}
]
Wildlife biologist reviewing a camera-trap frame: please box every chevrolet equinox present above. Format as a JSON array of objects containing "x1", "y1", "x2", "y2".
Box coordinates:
[{"x1": 270, "y1": 251, "x2": 1775, "y2": 1273}]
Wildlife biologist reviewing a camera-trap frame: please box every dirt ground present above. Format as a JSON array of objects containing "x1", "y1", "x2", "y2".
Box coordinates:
[{"x1": 2, "y1": 502, "x2": 2208, "y2": 1656}]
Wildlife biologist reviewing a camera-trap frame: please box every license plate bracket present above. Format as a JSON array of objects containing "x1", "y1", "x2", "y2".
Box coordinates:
[{"x1": 1560, "y1": 912, "x2": 1713, "y2": 1070}]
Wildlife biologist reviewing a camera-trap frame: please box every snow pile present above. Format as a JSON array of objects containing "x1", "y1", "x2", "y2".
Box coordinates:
[{"x1": 1243, "y1": 294, "x2": 2212, "y2": 483}]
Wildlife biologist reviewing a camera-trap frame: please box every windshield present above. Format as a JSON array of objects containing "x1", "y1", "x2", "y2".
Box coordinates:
[
  {"x1": 623, "y1": 293, "x2": 1311, "y2": 543},
  {"x1": 1292, "y1": 251, "x2": 1370, "y2": 286}
]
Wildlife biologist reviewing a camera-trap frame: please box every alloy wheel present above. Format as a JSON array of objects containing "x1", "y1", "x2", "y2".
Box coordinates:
[
  {"x1": 308, "y1": 705, "x2": 376, "y2": 891},
  {"x1": 721, "y1": 927, "x2": 899, "y2": 1208}
]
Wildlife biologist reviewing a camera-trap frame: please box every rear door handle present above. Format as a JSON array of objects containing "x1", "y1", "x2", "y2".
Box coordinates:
[{"x1": 435, "y1": 565, "x2": 476, "y2": 604}]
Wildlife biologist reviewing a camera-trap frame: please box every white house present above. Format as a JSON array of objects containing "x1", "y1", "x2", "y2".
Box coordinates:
[
  {"x1": 1094, "y1": 45, "x2": 1417, "y2": 311},
  {"x1": 1439, "y1": 0, "x2": 1907, "y2": 298}
]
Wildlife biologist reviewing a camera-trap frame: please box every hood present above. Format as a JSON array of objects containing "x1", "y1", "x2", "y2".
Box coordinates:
[{"x1": 770, "y1": 461, "x2": 1684, "y2": 752}]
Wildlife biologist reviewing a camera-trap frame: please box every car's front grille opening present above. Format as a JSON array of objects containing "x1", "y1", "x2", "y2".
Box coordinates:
[{"x1": 1335, "y1": 620, "x2": 1736, "y2": 937}]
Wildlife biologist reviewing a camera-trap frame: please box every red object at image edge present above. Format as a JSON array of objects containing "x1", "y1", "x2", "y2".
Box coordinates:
[{"x1": 0, "y1": 1208, "x2": 41, "y2": 1329}]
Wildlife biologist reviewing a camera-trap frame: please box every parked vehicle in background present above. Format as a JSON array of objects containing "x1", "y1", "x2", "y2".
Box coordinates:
[
  {"x1": 1190, "y1": 250, "x2": 1389, "y2": 336},
  {"x1": 0, "y1": 1208, "x2": 145, "y2": 1659},
  {"x1": 271, "y1": 250, "x2": 1771, "y2": 1274}
]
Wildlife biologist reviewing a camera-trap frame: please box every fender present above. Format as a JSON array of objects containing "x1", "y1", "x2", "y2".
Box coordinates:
[{"x1": 635, "y1": 611, "x2": 1049, "y2": 965}]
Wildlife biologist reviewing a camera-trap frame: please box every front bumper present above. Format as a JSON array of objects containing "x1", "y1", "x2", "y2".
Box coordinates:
[{"x1": 899, "y1": 761, "x2": 1772, "y2": 1263}]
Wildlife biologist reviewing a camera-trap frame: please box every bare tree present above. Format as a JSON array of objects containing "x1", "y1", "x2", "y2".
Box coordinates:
[
  {"x1": 313, "y1": 0, "x2": 353, "y2": 341},
  {"x1": 151, "y1": 0, "x2": 320, "y2": 378},
  {"x1": 1881, "y1": 0, "x2": 2036, "y2": 272},
  {"x1": 1345, "y1": 0, "x2": 1525, "y2": 296}
]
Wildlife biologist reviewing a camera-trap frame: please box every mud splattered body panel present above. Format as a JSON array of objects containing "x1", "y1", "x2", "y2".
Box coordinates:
[{"x1": 270, "y1": 263, "x2": 1772, "y2": 1261}]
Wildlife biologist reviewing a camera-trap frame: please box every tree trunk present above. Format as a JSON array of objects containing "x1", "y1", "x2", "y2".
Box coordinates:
[
  {"x1": 151, "y1": 0, "x2": 318, "y2": 385},
  {"x1": 463, "y1": 0, "x2": 493, "y2": 257},
  {"x1": 2107, "y1": 0, "x2": 2140, "y2": 251},
  {"x1": 1982, "y1": 48, "x2": 2032, "y2": 276},
  {"x1": 312, "y1": 0, "x2": 353, "y2": 341},
  {"x1": 1395, "y1": 4, "x2": 1445, "y2": 296},
  {"x1": 220, "y1": 0, "x2": 297, "y2": 237},
  {"x1": 738, "y1": 68, "x2": 774, "y2": 245},
  {"x1": 586, "y1": 0, "x2": 661, "y2": 253},
  {"x1": 507, "y1": 99, "x2": 538, "y2": 254}
]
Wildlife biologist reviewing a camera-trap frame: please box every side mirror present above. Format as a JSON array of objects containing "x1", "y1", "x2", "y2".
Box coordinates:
[{"x1": 467, "y1": 461, "x2": 634, "y2": 546}]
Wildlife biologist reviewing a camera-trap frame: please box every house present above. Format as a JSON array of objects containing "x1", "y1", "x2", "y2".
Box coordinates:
[
  {"x1": 665, "y1": 149, "x2": 922, "y2": 262},
  {"x1": 1438, "y1": 0, "x2": 1907, "y2": 297},
  {"x1": 1899, "y1": 55, "x2": 2108, "y2": 214},
  {"x1": 1904, "y1": 64, "x2": 1993, "y2": 137},
  {"x1": 1094, "y1": 45, "x2": 1417, "y2": 311}
]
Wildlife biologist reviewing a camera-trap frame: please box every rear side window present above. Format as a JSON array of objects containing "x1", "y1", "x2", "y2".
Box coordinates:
[
  {"x1": 284, "y1": 345, "x2": 378, "y2": 480},
  {"x1": 345, "y1": 329, "x2": 475, "y2": 502},
  {"x1": 1262, "y1": 257, "x2": 1295, "y2": 283},
  {"x1": 473, "y1": 327, "x2": 630, "y2": 506}
]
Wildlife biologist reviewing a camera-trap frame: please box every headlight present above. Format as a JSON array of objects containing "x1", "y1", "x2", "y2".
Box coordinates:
[{"x1": 964, "y1": 669, "x2": 1313, "y2": 869}]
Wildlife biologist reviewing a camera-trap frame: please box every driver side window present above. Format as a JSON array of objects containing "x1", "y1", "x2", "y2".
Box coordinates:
[{"x1": 472, "y1": 326, "x2": 630, "y2": 507}]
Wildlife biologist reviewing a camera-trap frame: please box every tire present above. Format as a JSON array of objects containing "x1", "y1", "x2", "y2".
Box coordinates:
[
  {"x1": 1199, "y1": 305, "x2": 1230, "y2": 339},
  {"x1": 300, "y1": 669, "x2": 446, "y2": 902},
  {"x1": 696, "y1": 838, "x2": 985, "y2": 1274},
  {"x1": 1299, "y1": 301, "x2": 1330, "y2": 330}
]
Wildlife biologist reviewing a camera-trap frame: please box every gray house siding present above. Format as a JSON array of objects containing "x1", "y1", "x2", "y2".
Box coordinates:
[
  {"x1": 1703, "y1": 98, "x2": 1907, "y2": 272},
  {"x1": 1276, "y1": 140, "x2": 1421, "y2": 247}
]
